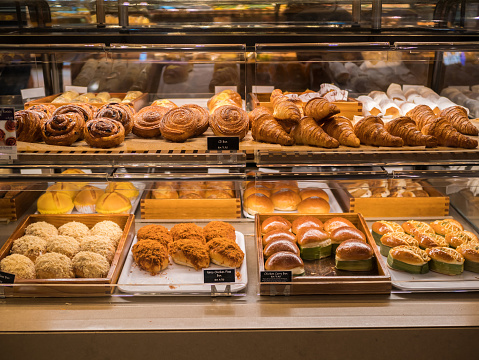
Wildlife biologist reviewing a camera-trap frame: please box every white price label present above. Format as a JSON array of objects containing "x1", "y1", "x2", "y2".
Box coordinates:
[
  {"x1": 215, "y1": 86, "x2": 237, "y2": 94},
  {"x1": 21, "y1": 87, "x2": 45, "y2": 102},
  {"x1": 65, "y1": 86, "x2": 88, "y2": 94},
  {"x1": 252, "y1": 86, "x2": 274, "y2": 94}
]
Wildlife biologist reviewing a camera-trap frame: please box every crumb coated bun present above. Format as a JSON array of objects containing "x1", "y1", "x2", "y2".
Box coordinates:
[
  {"x1": 262, "y1": 230, "x2": 296, "y2": 246},
  {"x1": 426, "y1": 247, "x2": 464, "y2": 264},
  {"x1": 380, "y1": 232, "x2": 417, "y2": 248},
  {"x1": 132, "y1": 240, "x2": 169, "y2": 274},
  {"x1": 11, "y1": 235, "x2": 47, "y2": 262},
  {"x1": 90, "y1": 220, "x2": 123, "y2": 245},
  {"x1": 292, "y1": 216, "x2": 323, "y2": 235},
  {"x1": 456, "y1": 243, "x2": 479, "y2": 262},
  {"x1": 46, "y1": 235, "x2": 80, "y2": 259},
  {"x1": 137, "y1": 224, "x2": 169, "y2": 240},
  {"x1": 270, "y1": 189, "x2": 301, "y2": 211},
  {"x1": 263, "y1": 239, "x2": 300, "y2": 258},
  {"x1": 244, "y1": 193, "x2": 274, "y2": 215},
  {"x1": 330, "y1": 226, "x2": 366, "y2": 244},
  {"x1": 37, "y1": 192, "x2": 74, "y2": 214},
  {"x1": 204, "y1": 221, "x2": 236, "y2": 242},
  {"x1": 207, "y1": 237, "x2": 244, "y2": 268},
  {"x1": 243, "y1": 185, "x2": 271, "y2": 200},
  {"x1": 297, "y1": 197, "x2": 330, "y2": 214},
  {"x1": 170, "y1": 239, "x2": 210, "y2": 270},
  {"x1": 389, "y1": 245, "x2": 430, "y2": 265},
  {"x1": 323, "y1": 217, "x2": 355, "y2": 233},
  {"x1": 58, "y1": 221, "x2": 90, "y2": 241},
  {"x1": 72, "y1": 251, "x2": 110, "y2": 278},
  {"x1": 0, "y1": 254, "x2": 36, "y2": 279},
  {"x1": 80, "y1": 236, "x2": 116, "y2": 263},
  {"x1": 296, "y1": 227, "x2": 330, "y2": 246},
  {"x1": 264, "y1": 251, "x2": 304, "y2": 274},
  {"x1": 95, "y1": 192, "x2": 132, "y2": 214},
  {"x1": 35, "y1": 252, "x2": 74, "y2": 279},
  {"x1": 335, "y1": 240, "x2": 373, "y2": 261},
  {"x1": 73, "y1": 186, "x2": 104, "y2": 213},
  {"x1": 299, "y1": 187, "x2": 329, "y2": 201},
  {"x1": 170, "y1": 223, "x2": 205, "y2": 244},
  {"x1": 261, "y1": 216, "x2": 291, "y2": 234},
  {"x1": 371, "y1": 220, "x2": 403, "y2": 235}
]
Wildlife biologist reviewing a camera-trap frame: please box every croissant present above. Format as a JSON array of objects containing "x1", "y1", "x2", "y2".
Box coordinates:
[
  {"x1": 249, "y1": 106, "x2": 273, "y2": 128},
  {"x1": 384, "y1": 116, "x2": 438, "y2": 148},
  {"x1": 14, "y1": 109, "x2": 46, "y2": 142},
  {"x1": 251, "y1": 113, "x2": 294, "y2": 146},
  {"x1": 407, "y1": 105, "x2": 478, "y2": 149},
  {"x1": 354, "y1": 116, "x2": 404, "y2": 147},
  {"x1": 273, "y1": 97, "x2": 302, "y2": 122},
  {"x1": 207, "y1": 90, "x2": 242, "y2": 111},
  {"x1": 440, "y1": 106, "x2": 479, "y2": 136},
  {"x1": 291, "y1": 117, "x2": 339, "y2": 148},
  {"x1": 303, "y1": 97, "x2": 340, "y2": 122},
  {"x1": 320, "y1": 115, "x2": 360, "y2": 147}
]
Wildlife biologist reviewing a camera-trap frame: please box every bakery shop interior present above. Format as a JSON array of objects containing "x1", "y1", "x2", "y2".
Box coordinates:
[{"x1": 2, "y1": 1, "x2": 479, "y2": 358}]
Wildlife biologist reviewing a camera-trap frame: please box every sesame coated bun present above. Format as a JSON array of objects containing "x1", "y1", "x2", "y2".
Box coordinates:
[
  {"x1": 299, "y1": 188, "x2": 329, "y2": 201},
  {"x1": 270, "y1": 189, "x2": 302, "y2": 211},
  {"x1": 335, "y1": 240, "x2": 373, "y2": 261},
  {"x1": 244, "y1": 193, "x2": 274, "y2": 215},
  {"x1": 297, "y1": 197, "x2": 330, "y2": 214}
]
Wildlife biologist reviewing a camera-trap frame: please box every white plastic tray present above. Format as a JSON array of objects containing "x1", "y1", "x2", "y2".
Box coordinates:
[{"x1": 118, "y1": 231, "x2": 247, "y2": 295}]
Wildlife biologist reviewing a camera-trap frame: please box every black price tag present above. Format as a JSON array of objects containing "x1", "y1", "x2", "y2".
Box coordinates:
[
  {"x1": 0, "y1": 271, "x2": 15, "y2": 284},
  {"x1": 0, "y1": 108, "x2": 14, "y2": 121},
  {"x1": 203, "y1": 268, "x2": 235, "y2": 283},
  {"x1": 260, "y1": 271, "x2": 292, "y2": 283},
  {"x1": 207, "y1": 137, "x2": 240, "y2": 151}
]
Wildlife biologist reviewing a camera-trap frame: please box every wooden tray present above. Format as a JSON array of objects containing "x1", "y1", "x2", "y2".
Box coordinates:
[
  {"x1": 0, "y1": 184, "x2": 46, "y2": 221},
  {"x1": 0, "y1": 214, "x2": 135, "y2": 297},
  {"x1": 331, "y1": 181, "x2": 450, "y2": 218},
  {"x1": 250, "y1": 93, "x2": 363, "y2": 120},
  {"x1": 25, "y1": 92, "x2": 148, "y2": 112},
  {"x1": 256, "y1": 213, "x2": 391, "y2": 295},
  {"x1": 141, "y1": 185, "x2": 241, "y2": 219}
]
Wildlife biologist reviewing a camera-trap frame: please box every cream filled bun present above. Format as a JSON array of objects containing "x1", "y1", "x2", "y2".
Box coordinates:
[
  {"x1": 263, "y1": 239, "x2": 300, "y2": 258},
  {"x1": 335, "y1": 240, "x2": 373, "y2": 261},
  {"x1": 299, "y1": 187, "x2": 329, "y2": 201},
  {"x1": 264, "y1": 251, "x2": 304, "y2": 275},
  {"x1": 244, "y1": 193, "x2": 274, "y2": 215},
  {"x1": 261, "y1": 216, "x2": 291, "y2": 234},
  {"x1": 296, "y1": 228, "x2": 330, "y2": 248},
  {"x1": 262, "y1": 230, "x2": 296, "y2": 247},
  {"x1": 270, "y1": 189, "x2": 302, "y2": 211},
  {"x1": 297, "y1": 197, "x2": 330, "y2": 214},
  {"x1": 291, "y1": 216, "x2": 323, "y2": 235},
  {"x1": 389, "y1": 245, "x2": 430, "y2": 265}
]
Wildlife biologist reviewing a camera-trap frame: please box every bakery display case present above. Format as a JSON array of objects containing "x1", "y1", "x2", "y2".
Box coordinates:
[{"x1": 3, "y1": 1, "x2": 479, "y2": 358}]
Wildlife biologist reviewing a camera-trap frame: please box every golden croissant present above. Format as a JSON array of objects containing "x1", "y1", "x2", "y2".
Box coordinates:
[
  {"x1": 291, "y1": 117, "x2": 339, "y2": 148},
  {"x1": 273, "y1": 97, "x2": 302, "y2": 122},
  {"x1": 354, "y1": 116, "x2": 404, "y2": 147},
  {"x1": 252, "y1": 113, "x2": 294, "y2": 146},
  {"x1": 384, "y1": 116, "x2": 437, "y2": 148},
  {"x1": 303, "y1": 97, "x2": 340, "y2": 122},
  {"x1": 440, "y1": 106, "x2": 478, "y2": 136},
  {"x1": 320, "y1": 115, "x2": 360, "y2": 147}
]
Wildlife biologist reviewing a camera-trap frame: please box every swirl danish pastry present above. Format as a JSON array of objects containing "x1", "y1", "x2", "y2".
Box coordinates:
[
  {"x1": 132, "y1": 105, "x2": 168, "y2": 138},
  {"x1": 96, "y1": 103, "x2": 135, "y2": 135},
  {"x1": 14, "y1": 110, "x2": 46, "y2": 142},
  {"x1": 53, "y1": 104, "x2": 95, "y2": 123},
  {"x1": 159, "y1": 106, "x2": 198, "y2": 142},
  {"x1": 41, "y1": 113, "x2": 85, "y2": 146},
  {"x1": 209, "y1": 105, "x2": 249, "y2": 140},
  {"x1": 183, "y1": 104, "x2": 210, "y2": 136},
  {"x1": 28, "y1": 104, "x2": 56, "y2": 117},
  {"x1": 83, "y1": 118, "x2": 125, "y2": 148}
]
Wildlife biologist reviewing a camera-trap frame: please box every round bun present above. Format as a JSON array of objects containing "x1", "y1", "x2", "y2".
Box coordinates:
[
  {"x1": 330, "y1": 226, "x2": 366, "y2": 244},
  {"x1": 132, "y1": 240, "x2": 169, "y2": 274},
  {"x1": 35, "y1": 252, "x2": 74, "y2": 279},
  {"x1": 297, "y1": 197, "x2": 330, "y2": 214},
  {"x1": 271, "y1": 182, "x2": 300, "y2": 194},
  {"x1": 151, "y1": 185, "x2": 178, "y2": 199},
  {"x1": 95, "y1": 192, "x2": 132, "y2": 214},
  {"x1": 244, "y1": 193, "x2": 274, "y2": 215},
  {"x1": 243, "y1": 185, "x2": 271, "y2": 200},
  {"x1": 72, "y1": 251, "x2": 111, "y2": 278},
  {"x1": 270, "y1": 189, "x2": 301, "y2": 211},
  {"x1": 426, "y1": 247, "x2": 464, "y2": 264},
  {"x1": 389, "y1": 245, "x2": 430, "y2": 265},
  {"x1": 291, "y1": 216, "x2": 323, "y2": 235},
  {"x1": 296, "y1": 227, "x2": 330, "y2": 246},
  {"x1": 299, "y1": 187, "x2": 329, "y2": 201},
  {"x1": 37, "y1": 192, "x2": 74, "y2": 214},
  {"x1": 170, "y1": 239, "x2": 210, "y2": 270},
  {"x1": 262, "y1": 230, "x2": 296, "y2": 247},
  {"x1": 0, "y1": 254, "x2": 36, "y2": 279},
  {"x1": 207, "y1": 237, "x2": 244, "y2": 268},
  {"x1": 261, "y1": 216, "x2": 291, "y2": 234},
  {"x1": 263, "y1": 239, "x2": 300, "y2": 258},
  {"x1": 323, "y1": 217, "x2": 356, "y2": 233},
  {"x1": 74, "y1": 186, "x2": 105, "y2": 214},
  {"x1": 105, "y1": 182, "x2": 139, "y2": 201},
  {"x1": 264, "y1": 251, "x2": 304, "y2": 275},
  {"x1": 335, "y1": 240, "x2": 373, "y2": 261}
]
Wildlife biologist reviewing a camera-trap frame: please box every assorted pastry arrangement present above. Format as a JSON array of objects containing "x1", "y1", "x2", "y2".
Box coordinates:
[
  {"x1": 345, "y1": 179, "x2": 431, "y2": 198},
  {"x1": 243, "y1": 180, "x2": 331, "y2": 215},
  {"x1": 131, "y1": 221, "x2": 244, "y2": 275},
  {"x1": 0, "y1": 219, "x2": 124, "y2": 279},
  {"x1": 36, "y1": 169, "x2": 139, "y2": 215},
  {"x1": 372, "y1": 219, "x2": 479, "y2": 275},
  {"x1": 260, "y1": 215, "x2": 373, "y2": 276},
  {"x1": 150, "y1": 181, "x2": 235, "y2": 199},
  {"x1": 50, "y1": 90, "x2": 143, "y2": 105}
]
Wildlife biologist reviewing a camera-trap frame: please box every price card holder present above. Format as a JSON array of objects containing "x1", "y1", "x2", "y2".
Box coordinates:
[
  {"x1": 252, "y1": 85, "x2": 274, "y2": 94},
  {"x1": 0, "y1": 107, "x2": 17, "y2": 161},
  {"x1": 0, "y1": 271, "x2": 15, "y2": 298},
  {"x1": 21, "y1": 87, "x2": 45, "y2": 103},
  {"x1": 64, "y1": 85, "x2": 88, "y2": 94},
  {"x1": 204, "y1": 268, "x2": 236, "y2": 283},
  {"x1": 207, "y1": 136, "x2": 240, "y2": 151},
  {"x1": 260, "y1": 271, "x2": 292, "y2": 283},
  {"x1": 215, "y1": 86, "x2": 237, "y2": 94}
]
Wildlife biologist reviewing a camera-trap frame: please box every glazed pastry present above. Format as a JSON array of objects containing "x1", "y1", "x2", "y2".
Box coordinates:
[
  {"x1": 262, "y1": 230, "x2": 296, "y2": 247},
  {"x1": 379, "y1": 232, "x2": 418, "y2": 257},
  {"x1": 132, "y1": 105, "x2": 168, "y2": 138},
  {"x1": 251, "y1": 113, "x2": 294, "y2": 146},
  {"x1": 387, "y1": 245, "x2": 430, "y2": 274},
  {"x1": 456, "y1": 242, "x2": 479, "y2": 273},
  {"x1": 264, "y1": 251, "x2": 305, "y2": 275},
  {"x1": 183, "y1": 104, "x2": 210, "y2": 136},
  {"x1": 335, "y1": 240, "x2": 374, "y2": 272},
  {"x1": 160, "y1": 106, "x2": 197, "y2": 142},
  {"x1": 415, "y1": 232, "x2": 448, "y2": 249},
  {"x1": 263, "y1": 239, "x2": 300, "y2": 258},
  {"x1": 14, "y1": 110, "x2": 46, "y2": 142},
  {"x1": 209, "y1": 105, "x2": 249, "y2": 140},
  {"x1": 291, "y1": 117, "x2": 340, "y2": 148},
  {"x1": 303, "y1": 97, "x2": 340, "y2": 122},
  {"x1": 53, "y1": 104, "x2": 95, "y2": 123},
  {"x1": 28, "y1": 104, "x2": 56, "y2": 117},
  {"x1": 384, "y1": 116, "x2": 438, "y2": 147},
  {"x1": 297, "y1": 227, "x2": 331, "y2": 260},
  {"x1": 83, "y1": 118, "x2": 125, "y2": 148},
  {"x1": 291, "y1": 216, "x2": 323, "y2": 235},
  {"x1": 426, "y1": 247, "x2": 464, "y2": 275},
  {"x1": 261, "y1": 216, "x2": 292, "y2": 234},
  {"x1": 96, "y1": 103, "x2": 135, "y2": 135},
  {"x1": 151, "y1": 99, "x2": 178, "y2": 110},
  {"x1": 41, "y1": 113, "x2": 85, "y2": 146},
  {"x1": 430, "y1": 219, "x2": 464, "y2": 236},
  {"x1": 319, "y1": 115, "x2": 360, "y2": 148},
  {"x1": 445, "y1": 231, "x2": 479, "y2": 248},
  {"x1": 354, "y1": 116, "x2": 404, "y2": 147},
  {"x1": 330, "y1": 226, "x2": 366, "y2": 251},
  {"x1": 401, "y1": 220, "x2": 435, "y2": 236},
  {"x1": 323, "y1": 217, "x2": 356, "y2": 234}
]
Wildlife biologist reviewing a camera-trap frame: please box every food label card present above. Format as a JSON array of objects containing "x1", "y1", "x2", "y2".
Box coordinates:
[
  {"x1": 215, "y1": 86, "x2": 237, "y2": 94},
  {"x1": 203, "y1": 268, "x2": 235, "y2": 283},
  {"x1": 64, "y1": 85, "x2": 88, "y2": 94},
  {"x1": 207, "y1": 136, "x2": 240, "y2": 151},
  {"x1": 0, "y1": 107, "x2": 17, "y2": 161},
  {"x1": 260, "y1": 271, "x2": 292, "y2": 283},
  {"x1": 21, "y1": 87, "x2": 45, "y2": 103},
  {"x1": 0, "y1": 271, "x2": 15, "y2": 284}
]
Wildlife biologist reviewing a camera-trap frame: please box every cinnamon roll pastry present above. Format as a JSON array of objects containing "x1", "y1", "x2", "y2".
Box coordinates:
[
  {"x1": 41, "y1": 113, "x2": 85, "y2": 146},
  {"x1": 96, "y1": 103, "x2": 135, "y2": 135},
  {"x1": 53, "y1": 104, "x2": 95, "y2": 123},
  {"x1": 159, "y1": 106, "x2": 197, "y2": 142},
  {"x1": 132, "y1": 105, "x2": 168, "y2": 138},
  {"x1": 14, "y1": 110, "x2": 45, "y2": 142},
  {"x1": 83, "y1": 118, "x2": 125, "y2": 148},
  {"x1": 183, "y1": 104, "x2": 210, "y2": 136},
  {"x1": 151, "y1": 99, "x2": 178, "y2": 111},
  {"x1": 28, "y1": 104, "x2": 56, "y2": 117},
  {"x1": 209, "y1": 105, "x2": 249, "y2": 140}
]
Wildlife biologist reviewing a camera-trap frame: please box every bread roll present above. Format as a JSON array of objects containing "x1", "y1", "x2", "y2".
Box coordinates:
[
  {"x1": 335, "y1": 240, "x2": 373, "y2": 261},
  {"x1": 456, "y1": 243, "x2": 479, "y2": 263},
  {"x1": 264, "y1": 251, "x2": 305, "y2": 275},
  {"x1": 389, "y1": 245, "x2": 430, "y2": 266},
  {"x1": 330, "y1": 226, "x2": 366, "y2": 244},
  {"x1": 371, "y1": 220, "x2": 404, "y2": 235},
  {"x1": 297, "y1": 197, "x2": 330, "y2": 214},
  {"x1": 426, "y1": 247, "x2": 464, "y2": 275},
  {"x1": 263, "y1": 239, "x2": 300, "y2": 258},
  {"x1": 270, "y1": 189, "x2": 302, "y2": 211},
  {"x1": 151, "y1": 185, "x2": 178, "y2": 199},
  {"x1": 207, "y1": 237, "x2": 244, "y2": 268},
  {"x1": 243, "y1": 185, "x2": 271, "y2": 199},
  {"x1": 261, "y1": 216, "x2": 292, "y2": 234},
  {"x1": 414, "y1": 232, "x2": 448, "y2": 249},
  {"x1": 299, "y1": 187, "x2": 329, "y2": 201},
  {"x1": 445, "y1": 231, "x2": 479, "y2": 248},
  {"x1": 430, "y1": 219, "x2": 464, "y2": 236},
  {"x1": 244, "y1": 193, "x2": 274, "y2": 215},
  {"x1": 271, "y1": 182, "x2": 300, "y2": 194},
  {"x1": 401, "y1": 220, "x2": 435, "y2": 236},
  {"x1": 170, "y1": 239, "x2": 210, "y2": 270},
  {"x1": 291, "y1": 216, "x2": 323, "y2": 235},
  {"x1": 262, "y1": 230, "x2": 296, "y2": 247},
  {"x1": 323, "y1": 217, "x2": 355, "y2": 233}
]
